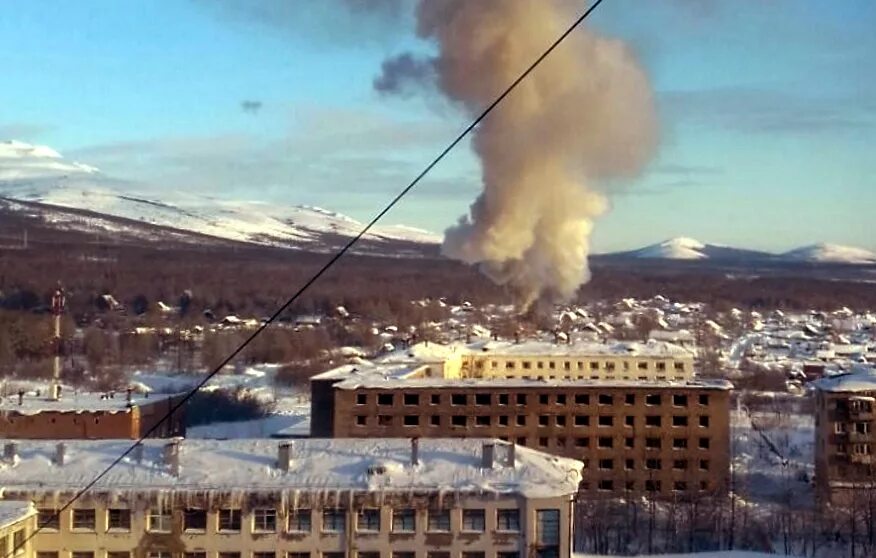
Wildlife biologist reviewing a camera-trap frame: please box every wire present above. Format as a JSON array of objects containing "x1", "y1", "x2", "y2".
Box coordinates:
[{"x1": 6, "y1": 1, "x2": 607, "y2": 555}]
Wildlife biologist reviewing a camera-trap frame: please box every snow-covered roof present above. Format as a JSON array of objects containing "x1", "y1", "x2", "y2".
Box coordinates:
[
  {"x1": 334, "y1": 375, "x2": 733, "y2": 391},
  {"x1": 0, "y1": 390, "x2": 179, "y2": 415},
  {"x1": 811, "y1": 367, "x2": 876, "y2": 393},
  {"x1": 0, "y1": 500, "x2": 35, "y2": 530},
  {"x1": 469, "y1": 339, "x2": 693, "y2": 358},
  {"x1": 0, "y1": 438, "x2": 582, "y2": 500}
]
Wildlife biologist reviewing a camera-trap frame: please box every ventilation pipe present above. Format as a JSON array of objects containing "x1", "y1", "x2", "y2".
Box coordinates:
[
  {"x1": 277, "y1": 442, "x2": 293, "y2": 472},
  {"x1": 17, "y1": 390, "x2": 24, "y2": 405},
  {"x1": 3, "y1": 442, "x2": 17, "y2": 463},
  {"x1": 482, "y1": 442, "x2": 495, "y2": 469},
  {"x1": 411, "y1": 437, "x2": 420, "y2": 467},
  {"x1": 163, "y1": 438, "x2": 181, "y2": 476},
  {"x1": 508, "y1": 443, "x2": 516, "y2": 468},
  {"x1": 54, "y1": 443, "x2": 66, "y2": 466},
  {"x1": 132, "y1": 442, "x2": 144, "y2": 464}
]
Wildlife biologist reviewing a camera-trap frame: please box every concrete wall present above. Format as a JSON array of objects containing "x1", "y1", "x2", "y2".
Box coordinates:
[
  {"x1": 460, "y1": 354, "x2": 693, "y2": 382},
  {"x1": 0, "y1": 507, "x2": 36, "y2": 558},
  {"x1": 814, "y1": 390, "x2": 876, "y2": 503}
]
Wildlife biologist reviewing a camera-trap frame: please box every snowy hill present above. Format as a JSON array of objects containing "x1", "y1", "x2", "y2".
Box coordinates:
[
  {"x1": 612, "y1": 237, "x2": 774, "y2": 262},
  {"x1": 781, "y1": 242, "x2": 876, "y2": 265},
  {"x1": 0, "y1": 140, "x2": 440, "y2": 251}
]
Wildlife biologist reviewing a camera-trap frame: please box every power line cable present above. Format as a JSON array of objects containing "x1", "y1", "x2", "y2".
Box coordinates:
[{"x1": 6, "y1": 0, "x2": 607, "y2": 555}]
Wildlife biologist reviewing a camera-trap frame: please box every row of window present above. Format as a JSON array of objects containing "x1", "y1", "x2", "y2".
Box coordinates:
[
  {"x1": 584, "y1": 457, "x2": 711, "y2": 471},
  {"x1": 475, "y1": 359, "x2": 686, "y2": 373},
  {"x1": 500, "y1": 435, "x2": 712, "y2": 452},
  {"x1": 359, "y1": 393, "x2": 710, "y2": 407},
  {"x1": 0, "y1": 530, "x2": 26, "y2": 556},
  {"x1": 581, "y1": 479, "x2": 712, "y2": 493},
  {"x1": 357, "y1": 413, "x2": 712, "y2": 429},
  {"x1": 37, "y1": 552, "x2": 527, "y2": 558},
  {"x1": 38, "y1": 508, "x2": 523, "y2": 535}
]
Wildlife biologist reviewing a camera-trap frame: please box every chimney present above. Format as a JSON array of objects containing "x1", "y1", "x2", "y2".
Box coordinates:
[
  {"x1": 482, "y1": 442, "x2": 495, "y2": 469},
  {"x1": 410, "y1": 437, "x2": 420, "y2": 467},
  {"x1": 508, "y1": 443, "x2": 516, "y2": 468},
  {"x1": 55, "y1": 443, "x2": 66, "y2": 466},
  {"x1": 277, "y1": 442, "x2": 293, "y2": 472},
  {"x1": 132, "y1": 443, "x2": 144, "y2": 464},
  {"x1": 163, "y1": 439, "x2": 181, "y2": 476},
  {"x1": 17, "y1": 390, "x2": 24, "y2": 405},
  {"x1": 3, "y1": 442, "x2": 17, "y2": 463},
  {"x1": 126, "y1": 388, "x2": 133, "y2": 407},
  {"x1": 51, "y1": 384, "x2": 62, "y2": 401}
]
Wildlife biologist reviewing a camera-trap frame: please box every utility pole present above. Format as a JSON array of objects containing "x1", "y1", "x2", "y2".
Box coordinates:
[{"x1": 50, "y1": 285, "x2": 66, "y2": 400}]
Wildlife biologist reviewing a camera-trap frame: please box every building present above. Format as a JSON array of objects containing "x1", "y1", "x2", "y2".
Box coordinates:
[
  {"x1": 0, "y1": 501, "x2": 36, "y2": 558},
  {"x1": 311, "y1": 341, "x2": 732, "y2": 499},
  {"x1": 0, "y1": 437, "x2": 582, "y2": 558},
  {"x1": 812, "y1": 367, "x2": 876, "y2": 502},
  {"x1": 0, "y1": 389, "x2": 186, "y2": 439}
]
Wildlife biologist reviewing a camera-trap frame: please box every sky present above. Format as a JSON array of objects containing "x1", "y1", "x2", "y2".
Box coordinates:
[{"x1": 0, "y1": 0, "x2": 874, "y2": 253}]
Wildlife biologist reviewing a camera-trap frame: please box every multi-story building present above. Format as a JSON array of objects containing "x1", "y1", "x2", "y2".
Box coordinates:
[
  {"x1": 0, "y1": 438, "x2": 582, "y2": 558},
  {"x1": 0, "y1": 501, "x2": 36, "y2": 558},
  {"x1": 0, "y1": 389, "x2": 186, "y2": 439},
  {"x1": 311, "y1": 340, "x2": 731, "y2": 499},
  {"x1": 813, "y1": 368, "x2": 876, "y2": 502}
]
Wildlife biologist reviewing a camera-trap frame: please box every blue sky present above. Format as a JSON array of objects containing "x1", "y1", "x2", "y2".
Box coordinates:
[{"x1": 1, "y1": 0, "x2": 873, "y2": 252}]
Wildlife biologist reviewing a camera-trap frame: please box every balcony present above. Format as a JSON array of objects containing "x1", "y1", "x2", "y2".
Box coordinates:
[
  {"x1": 850, "y1": 454, "x2": 874, "y2": 465},
  {"x1": 849, "y1": 409, "x2": 876, "y2": 421}
]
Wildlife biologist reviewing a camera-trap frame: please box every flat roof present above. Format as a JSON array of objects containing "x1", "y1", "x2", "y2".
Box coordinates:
[
  {"x1": 0, "y1": 500, "x2": 35, "y2": 530},
  {"x1": 0, "y1": 390, "x2": 180, "y2": 415},
  {"x1": 335, "y1": 376, "x2": 733, "y2": 391},
  {"x1": 811, "y1": 367, "x2": 876, "y2": 393},
  {"x1": 0, "y1": 438, "x2": 582, "y2": 499},
  {"x1": 470, "y1": 339, "x2": 694, "y2": 358}
]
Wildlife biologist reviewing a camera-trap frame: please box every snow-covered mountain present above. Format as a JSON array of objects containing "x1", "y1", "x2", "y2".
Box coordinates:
[
  {"x1": 607, "y1": 236, "x2": 875, "y2": 266},
  {"x1": 781, "y1": 243, "x2": 876, "y2": 264},
  {"x1": 0, "y1": 140, "x2": 440, "y2": 251}
]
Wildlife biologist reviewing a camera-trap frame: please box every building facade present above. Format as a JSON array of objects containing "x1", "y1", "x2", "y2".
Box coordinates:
[
  {"x1": 0, "y1": 438, "x2": 582, "y2": 558},
  {"x1": 813, "y1": 370, "x2": 876, "y2": 503},
  {"x1": 0, "y1": 391, "x2": 186, "y2": 440},
  {"x1": 311, "y1": 341, "x2": 730, "y2": 499},
  {"x1": 0, "y1": 501, "x2": 36, "y2": 558}
]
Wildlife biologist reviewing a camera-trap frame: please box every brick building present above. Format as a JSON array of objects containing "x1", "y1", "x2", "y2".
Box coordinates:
[
  {"x1": 0, "y1": 389, "x2": 186, "y2": 439},
  {"x1": 812, "y1": 368, "x2": 876, "y2": 503},
  {"x1": 0, "y1": 438, "x2": 582, "y2": 558},
  {"x1": 311, "y1": 341, "x2": 732, "y2": 499}
]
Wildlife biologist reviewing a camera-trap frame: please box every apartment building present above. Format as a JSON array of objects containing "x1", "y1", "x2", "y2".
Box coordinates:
[
  {"x1": 311, "y1": 341, "x2": 731, "y2": 499},
  {"x1": 0, "y1": 390, "x2": 186, "y2": 439},
  {"x1": 0, "y1": 438, "x2": 582, "y2": 558},
  {"x1": 812, "y1": 368, "x2": 876, "y2": 502},
  {"x1": 0, "y1": 501, "x2": 35, "y2": 558}
]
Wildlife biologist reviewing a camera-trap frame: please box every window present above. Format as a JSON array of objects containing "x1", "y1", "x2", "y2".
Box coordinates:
[
  {"x1": 37, "y1": 553, "x2": 59, "y2": 558},
  {"x1": 356, "y1": 415, "x2": 367, "y2": 426},
  {"x1": 403, "y1": 393, "x2": 419, "y2": 406},
  {"x1": 674, "y1": 481, "x2": 688, "y2": 492},
  {"x1": 475, "y1": 415, "x2": 490, "y2": 426},
  {"x1": 430, "y1": 415, "x2": 440, "y2": 426},
  {"x1": 11, "y1": 532, "x2": 24, "y2": 554},
  {"x1": 598, "y1": 480, "x2": 614, "y2": 491},
  {"x1": 625, "y1": 437, "x2": 634, "y2": 449},
  {"x1": 253, "y1": 508, "x2": 277, "y2": 532},
  {"x1": 184, "y1": 509, "x2": 207, "y2": 532},
  {"x1": 72, "y1": 509, "x2": 96, "y2": 531},
  {"x1": 108, "y1": 509, "x2": 131, "y2": 531},
  {"x1": 517, "y1": 393, "x2": 528, "y2": 405},
  {"x1": 147, "y1": 509, "x2": 172, "y2": 532},
  {"x1": 673, "y1": 459, "x2": 689, "y2": 470},
  {"x1": 475, "y1": 393, "x2": 491, "y2": 405},
  {"x1": 625, "y1": 458, "x2": 634, "y2": 470},
  {"x1": 392, "y1": 553, "x2": 415, "y2": 558},
  {"x1": 673, "y1": 394, "x2": 688, "y2": 407},
  {"x1": 598, "y1": 415, "x2": 613, "y2": 427},
  {"x1": 254, "y1": 553, "x2": 275, "y2": 558},
  {"x1": 287, "y1": 554, "x2": 309, "y2": 558},
  {"x1": 699, "y1": 437, "x2": 710, "y2": 449},
  {"x1": 183, "y1": 553, "x2": 205, "y2": 558},
  {"x1": 645, "y1": 437, "x2": 661, "y2": 449},
  {"x1": 427, "y1": 553, "x2": 450, "y2": 558},
  {"x1": 699, "y1": 459, "x2": 710, "y2": 471},
  {"x1": 322, "y1": 509, "x2": 346, "y2": 533},
  {"x1": 462, "y1": 509, "x2": 485, "y2": 532},
  {"x1": 645, "y1": 480, "x2": 661, "y2": 492},
  {"x1": 516, "y1": 415, "x2": 526, "y2": 426},
  {"x1": 219, "y1": 509, "x2": 241, "y2": 531},
  {"x1": 625, "y1": 394, "x2": 635, "y2": 405},
  {"x1": 574, "y1": 415, "x2": 589, "y2": 426},
  {"x1": 218, "y1": 554, "x2": 241, "y2": 558},
  {"x1": 498, "y1": 415, "x2": 509, "y2": 426},
  {"x1": 598, "y1": 436, "x2": 613, "y2": 449},
  {"x1": 536, "y1": 509, "x2": 560, "y2": 545},
  {"x1": 497, "y1": 509, "x2": 520, "y2": 531},
  {"x1": 498, "y1": 393, "x2": 510, "y2": 405},
  {"x1": 462, "y1": 554, "x2": 485, "y2": 558},
  {"x1": 556, "y1": 394, "x2": 567, "y2": 405},
  {"x1": 645, "y1": 394, "x2": 661, "y2": 406},
  {"x1": 699, "y1": 416, "x2": 710, "y2": 427},
  {"x1": 555, "y1": 415, "x2": 566, "y2": 427},
  {"x1": 357, "y1": 509, "x2": 380, "y2": 532},
  {"x1": 645, "y1": 416, "x2": 661, "y2": 427},
  {"x1": 497, "y1": 554, "x2": 519, "y2": 558},
  {"x1": 451, "y1": 415, "x2": 466, "y2": 427},
  {"x1": 645, "y1": 458, "x2": 661, "y2": 470},
  {"x1": 377, "y1": 394, "x2": 394, "y2": 405},
  {"x1": 288, "y1": 509, "x2": 312, "y2": 532},
  {"x1": 392, "y1": 508, "x2": 415, "y2": 532},
  {"x1": 403, "y1": 415, "x2": 419, "y2": 426},
  {"x1": 575, "y1": 394, "x2": 589, "y2": 405},
  {"x1": 37, "y1": 509, "x2": 59, "y2": 531},
  {"x1": 427, "y1": 509, "x2": 451, "y2": 532},
  {"x1": 431, "y1": 394, "x2": 440, "y2": 405},
  {"x1": 147, "y1": 554, "x2": 172, "y2": 558},
  {"x1": 638, "y1": 362, "x2": 648, "y2": 370},
  {"x1": 451, "y1": 393, "x2": 467, "y2": 405},
  {"x1": 356, "y1": 394, "x2": 367, "y2": 405},
  {"x1": 672, "y1": 416, "x2": 688, "y2": 427},
  {"x1": 598, "y1": 394, "x2": 613, "y2": 405},
  {"x1": 624, "y1": 415, "x2": 634, "y2": 427},
  {"x1": 673, "y1": 438, "x2": 688, "y2": 449},
  {"x1": 575, "y1": 437, "x2": 589, "y2": 447},
  {"x1": 538, "y1": 437, "x2": 549, "y2": 447},
  {"x1": 538, "y1": 415, "x2": 549, "y2": 427},
  {"x1": 598, "y1": 459, "x2": 614, "y2": 470},
  {"x1": 539, "y1": 394, "x2": 550, "y2": 405},
  {"x1": 698, "y1": 394, "x2": 709, "y2": 406},
  {"x1": 72, "y1": 553, "x2": 94, "y2": 558}
]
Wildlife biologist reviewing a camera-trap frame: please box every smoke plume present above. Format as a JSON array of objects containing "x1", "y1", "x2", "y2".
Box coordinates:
[{"x1": 382, "y1": 0, "x2": 657, "y2": 308}]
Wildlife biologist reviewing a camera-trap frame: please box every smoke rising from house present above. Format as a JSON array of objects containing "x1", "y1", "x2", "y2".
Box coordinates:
[{"x1": 378, "y1": 0, "x2": 657, "y2": 308}]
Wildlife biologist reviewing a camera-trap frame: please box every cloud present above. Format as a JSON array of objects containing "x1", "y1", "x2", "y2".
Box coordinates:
[
  {"x1": 662, "y1": 88, "x2": 876, "y2": 135},
  {"x1": 240, "y1": 100, "x2": 263, "y2": 114},
  {"x1": 373, "y1": 53, "x2": 436, "y2": 96},
  {"x1": 0, "y1": 123, "x2": 53, "y2": 141},
  {"x1": 653, "y1": 163, "x2": 724, "y2": 176}
]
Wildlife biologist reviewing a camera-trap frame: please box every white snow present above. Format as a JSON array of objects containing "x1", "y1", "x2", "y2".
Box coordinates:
[
  {"x1": 0, "y1": 500, "x2": 34, "y2": 530},
  {"x1": 0, "y1": 438, "x2": 582, "y2": 499},
  {"x1": 630, "y1": 237, "x2": 708, "y2": 260},
  {"x1": 810, "y1": 366, "x2": 876, "y2": 393},
  {"x1": 0, "y1": 389, "x2": 179, "y2": 414},
  {"x1": 781, "y1": 242, "x2": 876, "y2": 264}
]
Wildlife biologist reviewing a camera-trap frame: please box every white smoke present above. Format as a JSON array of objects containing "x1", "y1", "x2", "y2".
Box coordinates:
[{"x1": 381, "y1": 0, "x2": 658, "y2": 308}]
